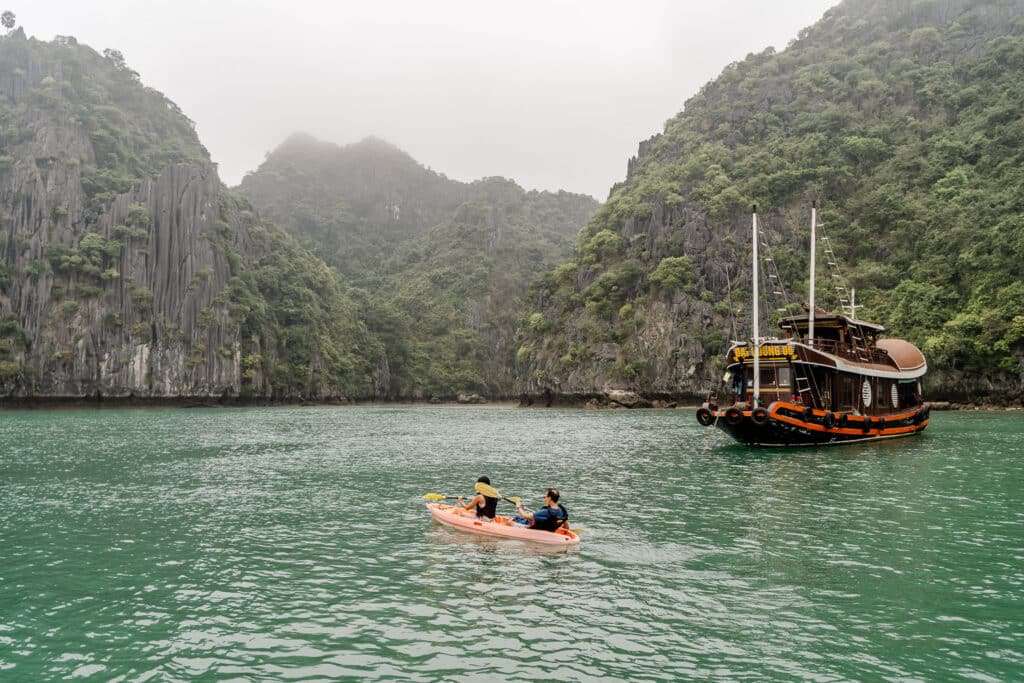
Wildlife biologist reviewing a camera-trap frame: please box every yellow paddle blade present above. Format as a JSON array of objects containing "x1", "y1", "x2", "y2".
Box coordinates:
[
  {"x1": 474, "y1": 482, "x2": 501, "y2": 498},
  {"x1": 422, "y1": 493, "x2": 447, "y2": 500}
]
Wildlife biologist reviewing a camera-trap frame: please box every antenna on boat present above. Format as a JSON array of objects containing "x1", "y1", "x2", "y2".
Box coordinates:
[
  {"x1": 752, "y1": 205, "x2": 760, "y2": 406},
  {"x1": 809, "y1": 201, "x2": 817, "y2": 345}
]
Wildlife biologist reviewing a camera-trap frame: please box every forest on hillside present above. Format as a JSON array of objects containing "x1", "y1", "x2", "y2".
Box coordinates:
[
  {"x1": 517, "y1": 0, "x2": 1024, "y2": 404},
  {"x1": 238, "y1": 134, "x2": 598, "y2": 399}
]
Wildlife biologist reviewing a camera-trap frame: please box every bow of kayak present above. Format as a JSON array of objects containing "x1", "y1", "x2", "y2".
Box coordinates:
[{"x1": 425, "y1": 503, "x2": 580, "y2": 545}]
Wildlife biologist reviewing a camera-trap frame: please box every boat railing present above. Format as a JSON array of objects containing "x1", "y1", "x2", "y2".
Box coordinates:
[{"x1": 803, "y1": 338, "x2": 892, "y2": 365}]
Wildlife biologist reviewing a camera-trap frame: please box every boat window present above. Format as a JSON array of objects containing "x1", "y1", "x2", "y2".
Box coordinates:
[
  {"x1": 777, "y1": 367, "x2": 791, "y2": 387},
  {"x1": 840, "y1": 375, "x2": 856, "y2": 412},
  {"x1": 760, "y1": 367, "x2": 775, "y2": 386},
  {"x1": 898, "y1": 381, "x2": 918, "y2": 407}
]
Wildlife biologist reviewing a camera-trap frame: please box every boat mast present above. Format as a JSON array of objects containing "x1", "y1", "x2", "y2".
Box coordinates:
[
  {"x1": 752, "y1": 205, "x2": 760, "y2": 405},
  {"x1": 809, "y1": 201, "x2": 816, "y2": 345}
]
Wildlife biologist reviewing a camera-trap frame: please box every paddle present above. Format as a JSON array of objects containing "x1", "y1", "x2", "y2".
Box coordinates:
[
  {"x1": 424, "y1": 491, "x2": 505, "y2": 505},
  {"x1": 424, "y1": 489, "x2": 517, "y2": 509},
  {"x1": 474, "y1": 482, "x2": 523, "y2": 507},
  {"x1": 422, "y1": 493, "x2": 463, "y2": 501}
]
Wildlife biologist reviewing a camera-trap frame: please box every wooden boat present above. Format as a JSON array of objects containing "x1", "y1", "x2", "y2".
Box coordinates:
[{"x1": 696, "y1": 205, "x2": 930, "y2": 447}]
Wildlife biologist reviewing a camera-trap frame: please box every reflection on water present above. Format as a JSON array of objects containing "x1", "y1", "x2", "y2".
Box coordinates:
[{"x1": 0, "y1": 407, "x2": 1021, "y2": 681}]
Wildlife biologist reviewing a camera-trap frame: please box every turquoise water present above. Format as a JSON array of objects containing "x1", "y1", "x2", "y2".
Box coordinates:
[{"x1": 1, "y1": 406, "x2": 1022, "y2": 681}]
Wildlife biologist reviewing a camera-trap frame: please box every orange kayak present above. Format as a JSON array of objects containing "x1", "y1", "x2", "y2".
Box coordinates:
[{"x1": 425, "y1": 503, "x2": 580, "y2": 545}]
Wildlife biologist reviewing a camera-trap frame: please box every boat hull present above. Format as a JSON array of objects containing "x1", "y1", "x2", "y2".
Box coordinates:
[
  {"x1": 705, "y1": 401, "x2": 930, "y2": 447},
  {"x1": 426, "y1": 503, "x2": 580, "y2": 545}
]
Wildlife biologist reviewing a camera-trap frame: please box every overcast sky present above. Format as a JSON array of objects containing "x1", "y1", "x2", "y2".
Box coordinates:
[{"x1": 16, "y1": 1, "x2": 835, "y2": 199}]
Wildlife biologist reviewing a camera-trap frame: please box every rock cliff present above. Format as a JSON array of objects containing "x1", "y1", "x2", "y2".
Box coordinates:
[{"x1": 0, "y1": 29, "x2": 370, "y2": 400}]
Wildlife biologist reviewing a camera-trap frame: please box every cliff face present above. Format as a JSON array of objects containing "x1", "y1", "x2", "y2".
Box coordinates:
[
  {"x1": 0, "y1": 31, "x2": 369, "y2": 400},
  {"x1": 2, "y1": 161, "x2": 242, "y2": 397},
  {"x1": 0, "y1": 32, "x2": 239, "y2": 397},
  {"x1": 516, "y1": 0, "x2": 1024, "y2": 405},
  {"x1": 515, "y1": 201, "x2": 735, "y2": 402}
]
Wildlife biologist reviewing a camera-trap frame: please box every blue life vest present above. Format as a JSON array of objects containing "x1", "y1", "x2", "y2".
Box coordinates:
[{"x1": 531, "y1": 504, "x2": 568, "y2": 532}]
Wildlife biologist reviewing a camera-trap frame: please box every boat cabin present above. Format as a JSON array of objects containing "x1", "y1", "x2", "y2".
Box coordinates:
[
  {"x1": 723, "y1": 313, "x2": 925, "y2": 416},
  {"x1": 779, "y1": 312, "x2": 884, "y2": 361}
]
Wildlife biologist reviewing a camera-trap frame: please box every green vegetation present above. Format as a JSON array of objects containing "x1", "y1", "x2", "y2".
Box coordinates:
[
  {"x1": 0, "y1": 32, "x2": 208, "y2": 211},
  {"x1": 0, "y1": 30, "x2": 387, "y2": 400},
  {"x1": 521, "y1": 0, "x2": 1024, "y2": 393},
  {"x1": 649, "y1": 256, "x2": 694, "y2": 293},
  {"x1": 239, "y1": 135, "x2": 598, "y2": 398},
  {"x1": 213, "y1": 189, "x2": 380, "y2": 398},
  {"x1": 0, "y1": 313, "x2": 26, "y2": 383}
]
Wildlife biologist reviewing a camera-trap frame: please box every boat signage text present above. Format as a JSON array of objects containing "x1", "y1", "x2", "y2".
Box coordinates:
[{"x1": 731, "y1": 344, "x2": 798, "y2": 362}]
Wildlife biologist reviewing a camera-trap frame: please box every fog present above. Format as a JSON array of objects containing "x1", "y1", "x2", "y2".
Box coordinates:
[{"x1": 18, "y1": 1, "x2": 835, "y2": 199}]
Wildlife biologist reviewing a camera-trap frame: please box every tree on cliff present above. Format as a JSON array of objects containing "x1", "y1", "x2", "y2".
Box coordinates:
[
  {"x1": 1, "y1": 11, "x2": 15, "y2": 31},
  {"x1": 102, "y1": 47, "x2": 139, "y2": 80}
]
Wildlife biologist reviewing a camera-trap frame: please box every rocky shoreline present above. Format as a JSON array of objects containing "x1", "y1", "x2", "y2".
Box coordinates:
[{"x1": 4, "y1": 392, "x2": 1019, "y2": 411}]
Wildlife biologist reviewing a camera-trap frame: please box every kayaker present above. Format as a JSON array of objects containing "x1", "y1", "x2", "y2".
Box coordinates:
[
  {"x1": 516, "y1": 488, "x2": 568, "y2": 532},
  {"x1": 458, "y1": 476, "x2": 498, "y2": 520}
]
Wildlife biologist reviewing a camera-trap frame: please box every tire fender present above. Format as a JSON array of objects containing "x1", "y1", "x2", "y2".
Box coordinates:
[{"x1": 696, "y1": 407, "x2": 714, "y2": 427}]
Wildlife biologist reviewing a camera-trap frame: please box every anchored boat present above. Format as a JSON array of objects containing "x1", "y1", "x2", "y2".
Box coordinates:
[{"x1": 696, "y1": 205, "x2": 930, "y2": 447}]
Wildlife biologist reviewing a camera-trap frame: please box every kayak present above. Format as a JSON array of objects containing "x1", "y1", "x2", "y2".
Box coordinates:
[{"x1": 425, "y1": 503, "x2": 580, "y2": 545}]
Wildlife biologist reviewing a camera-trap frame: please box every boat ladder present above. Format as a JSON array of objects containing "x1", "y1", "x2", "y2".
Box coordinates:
[
  {"x1": 792, "y1": 362, "x2": 819, "y2": 408},
  {"x1": 848, "y1": 328, "x2": 871, "y2": 362}
]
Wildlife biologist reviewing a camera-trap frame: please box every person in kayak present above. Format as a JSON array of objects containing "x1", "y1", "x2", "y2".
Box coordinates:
[
  {"x1": 515, "y1": 488, "x2": 568, "y2": 531},
  {"x1": 457, "y1": 476, "x2": 498, "y2": 520}
]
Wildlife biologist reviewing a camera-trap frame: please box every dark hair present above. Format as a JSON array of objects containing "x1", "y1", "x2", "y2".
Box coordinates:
[
  {"x1": 546, "y1": 488, "x2": 560, "y2": 502},
  {"x1": 477, "y1": 476, "x2": 490, "y2": 485}
]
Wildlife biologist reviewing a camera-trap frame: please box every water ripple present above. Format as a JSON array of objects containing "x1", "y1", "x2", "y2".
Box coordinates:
[{"x1": 1, "y1": 407, "x2": 1022, "y2": 680}]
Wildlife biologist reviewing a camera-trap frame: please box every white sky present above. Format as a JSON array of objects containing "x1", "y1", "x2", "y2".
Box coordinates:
[{"x1": 14, "y1": 1, "x2": 835, "y2": 199}]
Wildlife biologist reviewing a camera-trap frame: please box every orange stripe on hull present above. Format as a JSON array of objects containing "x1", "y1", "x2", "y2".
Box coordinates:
[{"x1": 713, "y1": 401, "x2": 929, "y2": 437}]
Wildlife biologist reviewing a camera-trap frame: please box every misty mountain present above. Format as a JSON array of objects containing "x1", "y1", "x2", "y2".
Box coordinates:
[
  {"x1": 0, "y1": 29, "x2": 379, "y2": 400},
  {"x1": 4, "y1": 0, "x2": 1020, "y2": 406},
  {"x1": 238, "y1": 134, "x2": 598, "y2": 398},
  {"x1": 516, "y1": 0, "x2": 1024, "y2": 404}
]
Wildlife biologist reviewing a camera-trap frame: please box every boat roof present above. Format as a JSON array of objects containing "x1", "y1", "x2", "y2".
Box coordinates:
[
  {"x1": 876, "y1": 339, "x2": 927, "y2": 371},
  {"x1": 779, "y1": 312, "x2": 884, "y2": 333}
]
